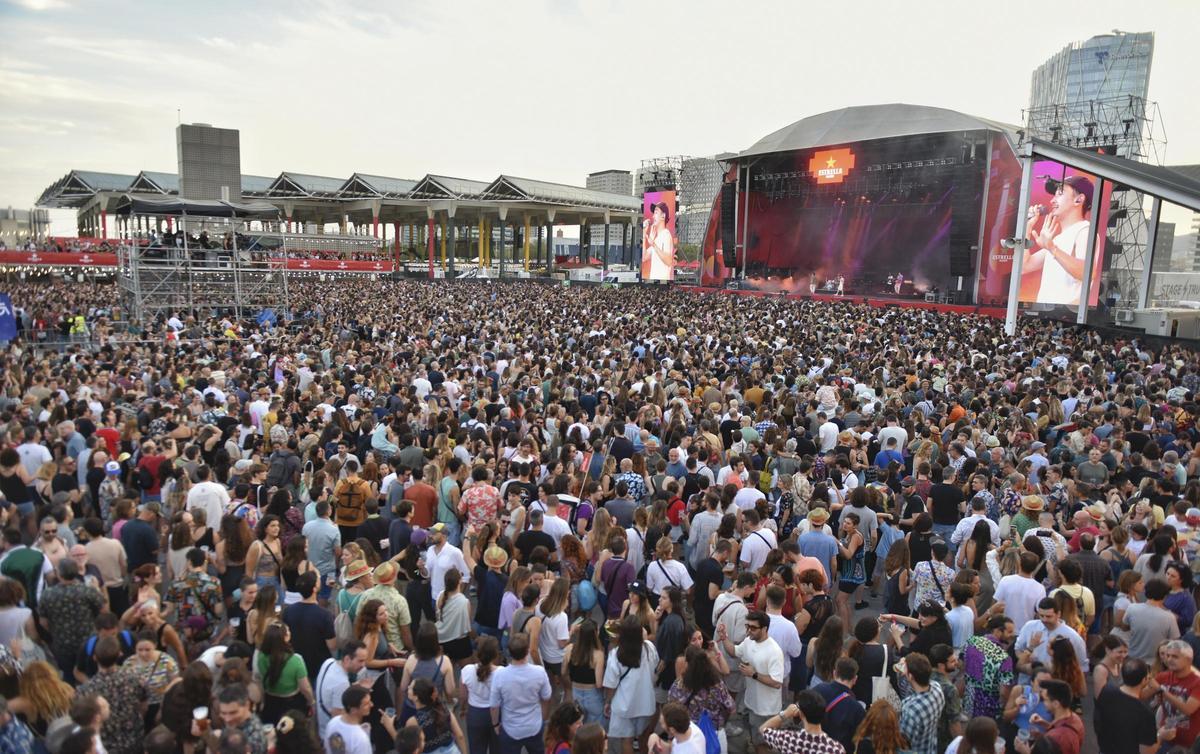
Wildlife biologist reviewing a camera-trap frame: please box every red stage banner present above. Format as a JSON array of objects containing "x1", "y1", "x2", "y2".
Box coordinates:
[
  {"x1": 276, "y1": 258, "x2": 393, "y2": 272},
  {"x1": 0, "y1": 251, "x2": 118, "y2": 267}
]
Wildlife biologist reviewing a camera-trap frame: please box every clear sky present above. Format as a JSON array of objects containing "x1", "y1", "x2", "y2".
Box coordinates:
[{"x1": 1, "y1": 0, "x2": 1197, "y2": 236}]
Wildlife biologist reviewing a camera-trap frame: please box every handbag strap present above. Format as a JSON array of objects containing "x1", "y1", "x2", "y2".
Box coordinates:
[{"x1": 825, "y1": 691, "x2": 852, "y2": 713}]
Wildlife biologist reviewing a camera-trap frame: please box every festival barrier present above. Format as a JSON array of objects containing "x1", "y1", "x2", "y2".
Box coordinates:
[{"x1": 0, "y1": 250, "x2": 118, "y2": 267}]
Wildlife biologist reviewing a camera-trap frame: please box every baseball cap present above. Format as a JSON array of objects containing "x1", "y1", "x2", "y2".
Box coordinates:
[
  {"x1": 901, "y1": 476, "x2": 916, "y2": 487},
  {"x1": 105, "y1": 461, "x2": 121, "y2": 475},
  {"x1": 1060, "y1": 175, "x2": 1095, "y2": 212},
  {"x1": 1030, "y1": 442, "x2": 1046, "y2": 450}
]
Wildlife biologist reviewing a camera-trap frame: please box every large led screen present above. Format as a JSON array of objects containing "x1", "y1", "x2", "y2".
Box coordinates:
[
  {"x1": 1017, "y1": 160, "x2": 1109, "y2": 306},
  {"x1": 641, "y1": 190, "x2": 677, "y2": 281}
]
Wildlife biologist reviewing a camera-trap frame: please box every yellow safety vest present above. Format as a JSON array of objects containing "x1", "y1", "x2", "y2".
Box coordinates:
[{"x1": 69, "y1": 315, "x2": 86, "y2": 334}]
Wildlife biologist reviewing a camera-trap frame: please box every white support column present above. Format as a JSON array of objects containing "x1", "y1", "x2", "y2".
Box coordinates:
[
  {"x1": 1076, "y1": 178, "x2": 1104, "y2": 325},
  {"x1": 1004, "y1": 142, "x2": 1036, "y2": 337},
  {"x1": 1138, "y1": 196, "x2": 1163, "y2": 309}
]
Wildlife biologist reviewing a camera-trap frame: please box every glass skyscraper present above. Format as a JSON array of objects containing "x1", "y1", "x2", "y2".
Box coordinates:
[{"x1": 1028, "y1": 31, "x2": 1154, "y2": 143}]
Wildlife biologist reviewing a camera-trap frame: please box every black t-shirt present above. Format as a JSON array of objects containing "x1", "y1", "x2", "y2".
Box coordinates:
[
  {"x1": 514, "y1": 530, "x2": 556, "y2": 564},
  {"x1": 119, "y1": 518, "x2": 159, "y2": 570},
  {"x1": 928, "y1": 483, "x2": 964, "y2": 525},
  {"x1": 1093, "y1": 684, "x2": 1157, "y2": 754},
  {"x1": 358, "y1": 516, "x2": 390, "y2": 557},
  {"x1": 692, "y1": 558, "x2": 724, "y2": 631},
  {"x1": 282, "y1": 602, "x2": 336, "y2": 682},
  {"x1": 900, "y1": 494, "x2": 926, "y2": 532},
  {"x1": 51, "y1": 473, "x2": 79, "y2": 494}
]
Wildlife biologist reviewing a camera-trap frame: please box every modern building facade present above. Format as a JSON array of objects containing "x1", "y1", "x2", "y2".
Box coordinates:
[
  {"x1": 1029, "y1": 31, "x2": 1154, "y2": 141},
  {"x1": 177, "y1": 123, "x2": 242, "y2": 201},
  {"x1": 586, "y1": 170, "x2": 632, "y2": 196},
  {"x1": 0, "y1": 207, "x2": 50, "y2": 247}
]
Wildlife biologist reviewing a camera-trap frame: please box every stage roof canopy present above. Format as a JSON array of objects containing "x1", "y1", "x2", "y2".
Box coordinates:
[{"x1": 739, "y1": 103, "x2": 1020, "y2": 159}]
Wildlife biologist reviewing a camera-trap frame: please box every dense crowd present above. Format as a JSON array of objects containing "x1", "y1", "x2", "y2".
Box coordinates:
[{"x1": 1, "y1": 277, "x2": 1199, "y2": 754}]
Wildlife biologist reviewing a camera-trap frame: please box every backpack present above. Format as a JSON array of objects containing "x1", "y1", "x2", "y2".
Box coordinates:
[
  {"x1": 334, "y1": 592, "x2": 361, "y2": 647},
  {"x1": 334, "y1": 478, "x2": 370, "y2": 526},
  {"x1": 265, "y1": 451, "x2": 292, "y2": 490},
  {"x1": 136, "y1": 464, "x2": 155, "y2": 491},
  {"x1": 574, "y1": 579, "x2": 599, "y2": 613},
  {"x1": 333, "y1": 611, "x2": 355, "y2": 646},
  {"x1": 696, "y1": 711, "x2": 721, "y2": 754},
  {"x1": 85, "y1": 630, "x2": 134, "y2": 660},
  {"x1": 757, "y1": 459, "x2": 775, "y2": 494}
]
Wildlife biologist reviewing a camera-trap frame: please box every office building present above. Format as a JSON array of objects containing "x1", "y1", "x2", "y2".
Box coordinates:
[
  {"x1": 177, "y1": 123, "x2": 242, "y2": 200},
  {"x1": 586, "y1": 170, "x2": 632, "y2": 196}
]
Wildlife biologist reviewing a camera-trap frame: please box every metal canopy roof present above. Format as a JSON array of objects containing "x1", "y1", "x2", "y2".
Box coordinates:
[
  {"x1": 482, "y1": 175, "x2": 641, "y2": 212},
  {"x1": 265, "y1": 172, "x2": 345, "y2": 197},
  {"x1": 37, "y1": 168, "x2": 640, "y2": 216},
  {"x1": 1029, "y1": 139, "x2": 1200, "y2": 213},
  {"x1": 408, "y1": 174, "x2": 491, "y2": 199},
  {"x1": 739, "y1": 103, "x2": 1020, "y2": 159},
  {"x1": 337, "y1": 173, "x2": 418, "y2": 198}
]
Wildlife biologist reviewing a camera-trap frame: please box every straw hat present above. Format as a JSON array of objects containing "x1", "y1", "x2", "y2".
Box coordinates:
[
  {"x1": 1086, "y1": 503, "x2": 1106, "y2": 522},
  {"x1": 484, "y1": 546, "x2": 509, "y2": 570},
  {"x1": 373, "y1": 562, "x2": 398, "y2": 585},
  {"x1": 1020, "y1": 495, "x2": 1045, "y2": 513},
  {"x1": 342, "y1": 560, "x2": 370, "y2": 582},
  {"x1": 808, "y1": 508, "x2": 830, "y2": 525}
]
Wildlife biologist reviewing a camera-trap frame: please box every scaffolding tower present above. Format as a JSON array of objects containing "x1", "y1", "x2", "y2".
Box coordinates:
[
  {"x1": 117, "y1": 215, "x2": 289, "y2": 325},
  {"x1": 1022, "y1": 95, "x2": 1168, "y2": 311}
]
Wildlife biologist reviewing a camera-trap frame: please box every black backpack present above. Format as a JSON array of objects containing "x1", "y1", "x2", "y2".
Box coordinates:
[{"x1": 265, "y1": 451, "x2": 291, "y2": 489}]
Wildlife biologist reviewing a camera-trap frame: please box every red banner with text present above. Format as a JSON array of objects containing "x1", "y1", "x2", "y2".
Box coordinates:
[
  {"x1": 276, "y1": 258, "x2": 394, "y2": 272},
  {"x1": 0, "y1": 251, "x2": 118, "y2": 267}
]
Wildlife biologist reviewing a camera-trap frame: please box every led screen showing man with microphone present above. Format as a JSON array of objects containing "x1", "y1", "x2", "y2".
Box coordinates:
[{"x1": 1018, "y1": 162, "x2": 1107, "y2": 306}]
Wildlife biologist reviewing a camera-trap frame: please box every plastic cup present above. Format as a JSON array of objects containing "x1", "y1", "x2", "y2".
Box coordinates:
[
  {"x1": 230, "y1": 617, "x2": 241, "y2": 628},
  {"x1": 193, "y1": 706, "x2": 209, "y2": 733},
  {"x1": 385, "y1": 707, "x2": 396, "y2": 718}
]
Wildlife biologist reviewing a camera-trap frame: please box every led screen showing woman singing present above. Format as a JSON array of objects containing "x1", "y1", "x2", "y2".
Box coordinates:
[{"x1": 641, "y1": 190, "x2": 676, "y2": 281}]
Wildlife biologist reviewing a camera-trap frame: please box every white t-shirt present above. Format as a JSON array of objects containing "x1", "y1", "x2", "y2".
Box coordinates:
[
  {"x1": 818, "y1": 422, "x2": 839, "y2": 452},
  {"x1": 736, "y1": 636, "x2": 786, "y2": 716},
  {"x1": 947, "y1": 605, "x2": 975, "y2": 650},
  {"x1": 646, "y1": 559, "x2": 693, "y2": 596},
  {"x1": 994, "y1": 574, "x2": 1047, "y2": 629},
  {"x1": 461, "y1": 662, "x2": 494, "y2": 708},
  {"x1": 733, "y1": 487, "x2": 766, "y2": 511},
  {"x1": 540, "y1": 513, "x2": 572, "y2": 552},
  {"x1": 767, "y1": 613, "x2": 803, "y2": 660},
  {"x1": 538, "y1": 612, "x2": 570, "y2": 664},
  {"x1": 1035, "y1": 219, "x2": 1090, "y2": 305},
  {"x1": 740, "y1": 529, "x2": 778, "y2": 572},
  {"x1": 671, "y1": 725, "x2": 708, "y2": 754},
  {"x1": 323, "y1": 716, "x2": 372, "y2": 754},
  {"x1": 316, "y1": 659, "x2": 350, "y2": 735}
]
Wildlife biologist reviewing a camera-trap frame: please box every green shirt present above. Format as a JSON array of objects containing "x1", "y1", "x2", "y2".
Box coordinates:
[{"x1": 256, "y1": 651, "x2": 307, "y2": 696}]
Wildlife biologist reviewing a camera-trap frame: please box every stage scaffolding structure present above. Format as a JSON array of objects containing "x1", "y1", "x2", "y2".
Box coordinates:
[
  {"x1": 1022, "y1": 95, "x2": 1168, "y2": 311},
  {"x1": 116, "y1": 210, "x2": 288, "y2": 325}
]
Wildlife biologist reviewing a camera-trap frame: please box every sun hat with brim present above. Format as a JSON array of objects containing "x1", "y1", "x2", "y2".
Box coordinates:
[
  {"x1": 373, "y1": 562, "x2": 398, "y2": 584},
  {"x1": 808, "y1": 508, "x2": 830, "y2": 524},
  {"x1": 484, "y1": 546, "x2": 509, "y2": 569},
  {"x1": 1087, "y1": 504, "x2": 1106, "y2": 522},
  {"x1": 342, "y1": 560, "x2": 371, "y2": 582},
  {"x1": 1021, "y1": 495, "x2": 1045, "y2": 513}
]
